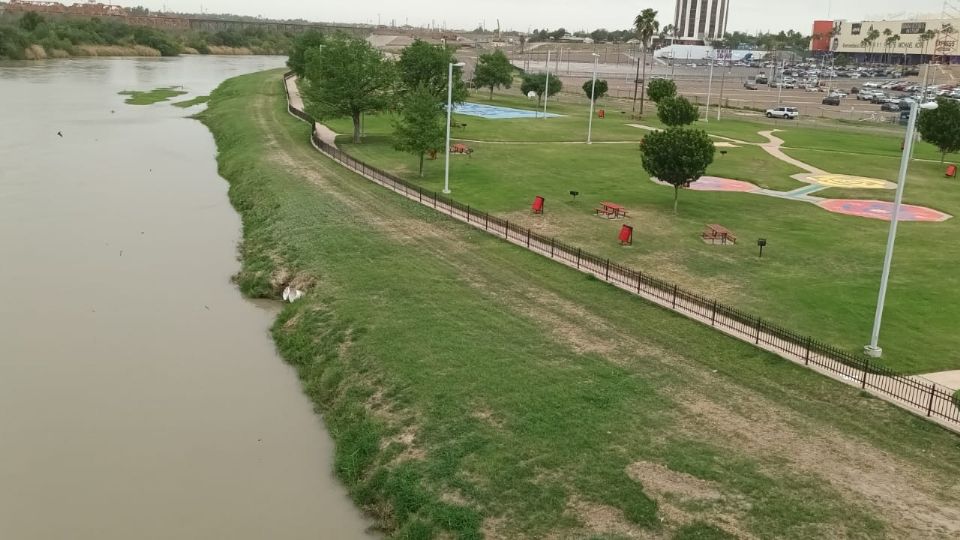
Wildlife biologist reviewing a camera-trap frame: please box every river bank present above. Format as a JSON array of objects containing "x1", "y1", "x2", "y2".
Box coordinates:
[{"x1": 199, "y1": 68, "x2": 960, "y2": 538}]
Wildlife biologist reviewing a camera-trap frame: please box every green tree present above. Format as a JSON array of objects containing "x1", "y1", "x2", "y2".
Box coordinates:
[
  {"x1": 18, "y1": 12, "x2": 45, "y2": 32},
  {"x1": 582, "y1": 79, "x2": 609, "y2": 101},
  {"x1": 287, "y1": 29, "x2": 324, "y2": 77},
  {"x1": 520, "y1": 73, "x2": 562, "y2": 107},
  {"x1": 647, "y1": 78, "x2": 677, "y2": 103},
  {"x1": 473, "y1": 49, "x2": 514, "y2": 100},
  {"x1": 656, "y1": 96, "x2": 698, "y2": 127},
  {"x1": 632, "y1": 8, "x2": 659, "y2": 113},
  {"x1": 918, "y1": 98, "x2": 960, "y2": 163},
  {"x1": 393, "y1": 84, "x2": 445, "y2": 177},
  {"x1": 303, "y1": 36, "x2": 396, "y2": 144},
  {"x1": 398, "y1": 39, "x2": 466, "y2": 102},
  {"x1": 640, "y1": 128, "x2": 715, "y2": 213}
]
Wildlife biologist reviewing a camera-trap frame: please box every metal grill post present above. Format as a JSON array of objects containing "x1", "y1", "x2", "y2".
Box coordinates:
[
  {"x1": 927, "y1": 384, "x2": 936, "y2": 416},
  {"x1": 672, "y1": 284, "x2": 678, "y2": 308},
  {"x1": 711, "y1": 300, "x2": 718, "y2": 326},
  {"x1": 755, "y1": 317, "x2": 762, "y2": 344}
]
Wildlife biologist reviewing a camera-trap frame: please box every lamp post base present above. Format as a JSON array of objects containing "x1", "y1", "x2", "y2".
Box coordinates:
[
  {"x1": 863, "y1": 345, "x2": 883, "y2": 358},
  {"x1": 442, "y1": 189, "x2": 451, "y2": 194}
]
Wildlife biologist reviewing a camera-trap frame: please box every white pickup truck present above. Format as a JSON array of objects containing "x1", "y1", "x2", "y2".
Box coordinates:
[{"x1": 765, "y1": 106, "x2": 799, "y2": 120}]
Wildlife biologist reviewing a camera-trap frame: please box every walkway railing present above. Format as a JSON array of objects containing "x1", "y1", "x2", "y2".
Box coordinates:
[{"x1": 280, "y1": 72, "x2": 960, "y2": 432}]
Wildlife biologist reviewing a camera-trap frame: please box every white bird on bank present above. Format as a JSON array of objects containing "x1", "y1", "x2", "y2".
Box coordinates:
[{"x1": 282, "y1": 286, "x2": 305, "y2": 303}]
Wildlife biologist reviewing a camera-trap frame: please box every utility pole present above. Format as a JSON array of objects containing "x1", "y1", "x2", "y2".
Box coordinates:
[
  {"x1": 632, "y1": 43, "x2": 642, "y2": 112},
  {"x1": 717, "y1": 62, "x2": 727, "y2": 121}
]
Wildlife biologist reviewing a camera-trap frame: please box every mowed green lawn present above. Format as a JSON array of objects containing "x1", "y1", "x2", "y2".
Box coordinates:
[
  {"x1": 324, "y1": 87, "x2": 960, "y2": 374},
  {"x1": 204, "y1": 69, "x2": 960, "y2": 540}
]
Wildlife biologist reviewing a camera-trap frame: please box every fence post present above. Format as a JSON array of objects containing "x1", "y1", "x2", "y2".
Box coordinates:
[
  {"x1": 576, "y1": 248, "x2": 581, "y2": 269},
  {"x1": 711, "y1": 300, "x2": 718, "y2": 326},
  {"x1": 636, "y1": 271, "x2": 643, "y2": 293},
  {"x1": 433, "y1": 192, "x2": 438, "y2": 207},
  {"x1": 526, "y1": 229, "x2": 531, "y2": 248},
  {"x1": 671, "y1": 285, "x2": 678, "y2": 308},
  {"x1": 418, "y1": 187, "x2": 423, "y2": 203},
  {"x1": 605, "y1": 259, "x2": 610, "y2": 281},
  {"x1": 504, "y1": 221, "x2": 509, "y2": 239},
  {"x1": 484, "y1": 213, "x2": 489, "y2": 230},
  {"x1": 861, "y1": 360, "x2": 869, "y2": 389},
  {"x1": 755, "y1": 317, "x2": 762, "y2": 344},
  {"x1": 926, "y1": 384, "x2": 936, "y2": 417},
  {"x1": 550, "y1": 238, "x2": 555, "y2": 257},
  {"x1": 467, "y1": 205, "x2": 471, "y2": 222},
  {"x1": 804, "y1": 336, "x2": 811, "y2": 365}
]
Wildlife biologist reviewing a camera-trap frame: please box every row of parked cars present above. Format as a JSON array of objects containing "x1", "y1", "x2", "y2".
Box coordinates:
[{"x1": 820, "y1": 79, "x2": 960, "y2": 110}]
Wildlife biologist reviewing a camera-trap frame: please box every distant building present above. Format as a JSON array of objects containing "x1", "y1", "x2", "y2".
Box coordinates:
[
  {"x1": 819, "y1": 17, "x2": 959, "y2": 63},
  {"x1": 672, "y1": 0, "x2": 729, "y2": 44}
]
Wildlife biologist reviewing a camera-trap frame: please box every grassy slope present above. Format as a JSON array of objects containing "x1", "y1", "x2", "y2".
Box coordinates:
[
  {"x1": 320, "y1": 88, "x2": 960, "y2": 375},
  {"x1": 200, "y1": 69, "x2": 960, "y2": 539},
  {"x1": 119, "y1": 87, "x2": 187, "y2": 105}
]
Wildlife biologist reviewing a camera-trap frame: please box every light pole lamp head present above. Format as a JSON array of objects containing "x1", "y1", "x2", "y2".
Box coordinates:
[
  {"x1": 920, "y1": 101, "x2": 939, "y2": 110},
  {"x1": 452, "y1": 62, "x2": 466, "y2": 68}
]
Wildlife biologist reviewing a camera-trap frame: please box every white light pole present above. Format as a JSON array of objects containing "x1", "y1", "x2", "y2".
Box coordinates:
[
  {"x1": 543, "y1": 49, "x2": 552, "y2": 118},
  {"x1": 777, "y1": 60, "x2": 785, "y2": 105},
  {"x1": 587, "y1": 53, "x2": 600, "y2": 144},
  {"x1": 705, "y1": 53, "x2": 714, "y2": 122},
  {"x1": 443, "y1": 61, "x2": 466, "y2": 194},
  {"x1": 864, "y1": 100, "x2": 938, "y2": 358}
]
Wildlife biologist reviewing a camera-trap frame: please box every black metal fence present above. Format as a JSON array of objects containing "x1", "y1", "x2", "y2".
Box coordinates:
[{"x1": 280, "y1": 73, "x2": 960, "y2": 429}]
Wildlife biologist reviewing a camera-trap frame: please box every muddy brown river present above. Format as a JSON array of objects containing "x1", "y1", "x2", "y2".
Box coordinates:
[{"x1": 0, "y1": 56, "x2": 374, "y2": 539}]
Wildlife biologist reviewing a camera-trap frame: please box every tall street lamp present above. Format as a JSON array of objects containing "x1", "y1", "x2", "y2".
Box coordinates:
[
  {"x1": 864, "y1": 100, "x2": 938, "y2": 358},
  {"x1": 587, "y1": 53, "x2": 600, "y2": 144},
  {"x1": 443, "y1": 61, "x2": 466, "y2": 194}
]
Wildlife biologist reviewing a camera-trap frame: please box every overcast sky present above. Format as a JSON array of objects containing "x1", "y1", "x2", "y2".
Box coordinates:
[{"x1": 123, "y1": 1, "x2": 953, "y2": 33}]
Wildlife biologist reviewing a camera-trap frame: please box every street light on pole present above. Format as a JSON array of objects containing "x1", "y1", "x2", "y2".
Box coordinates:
[
  {"x1": 543, "y1": 49, "x2": 552, "y2": 118},
  {"x1": 443, "y1": 61, "x2": 466, "y2": 195},
  {"x1": 864, "y1": 100, "x2": 938, "y2": 358},
  {"x1": 587, "y1": 53, "x2": 600, "y2": 144}
]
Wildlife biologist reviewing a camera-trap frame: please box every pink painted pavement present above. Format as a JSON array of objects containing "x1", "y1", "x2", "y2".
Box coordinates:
[
  {"x1": 683, "y1": 176, "x2": 759, "y2": 192},
  {"x1": 818, "y1": 199, "x2": 952, "y2": 222}
]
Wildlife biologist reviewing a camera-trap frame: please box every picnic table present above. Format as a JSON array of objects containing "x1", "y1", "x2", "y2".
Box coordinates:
[
  {"x1": 595, "y1": 201, "x2": 629, "y2": 219},
  {"x1": 702, "y1": 224, "x2": 737, "y2": 244}
]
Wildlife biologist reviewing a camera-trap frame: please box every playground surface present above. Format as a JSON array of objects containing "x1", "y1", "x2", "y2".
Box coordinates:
[
  {"x1": 453, "y1": 102, "x2": 562, "y2": 119},
  {"x1": 651, "y1": 130, "x2": 953, "y2": 223}
]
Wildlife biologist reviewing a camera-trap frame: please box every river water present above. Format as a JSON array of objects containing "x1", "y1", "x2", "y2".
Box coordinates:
[{"x1": 0, "y1": 56, "x2": 374, "y2": 539}]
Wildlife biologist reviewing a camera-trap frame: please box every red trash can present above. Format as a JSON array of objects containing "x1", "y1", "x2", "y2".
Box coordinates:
[{"x1": 947, "y1": 164, "x2": 957, "y2": 178}]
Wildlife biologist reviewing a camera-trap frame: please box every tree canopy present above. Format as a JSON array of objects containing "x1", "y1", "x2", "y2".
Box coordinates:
[
  {"x1": 582, "y1": 79, "x2": 609, "y2": 102},
  {"x1": 918, "y1": 98, "x2": 960, "y2": 162},
  {"x1": 633, "y1": 9, "x2": 659, "y2": 50},
  {"x1": 647, "y1": 78, "x2": 677, "y2": 103},
  {"x1": 640, "y1": 128, "x2": 715, "y2": 213},
  {"x1": 398, "y1": 39, "x2": 466, "y2": 102},
  {"x1": 656, "y1": 96, "x2": 699, "y2": 127},
  {"x1": 287, "y1": 30, "x2": 324, "y2": 77},
  {"x1": 303, "y1": 36, "x2": 396, "y2": 144},
  {"x1": 520, "y1": 73, "x2": 562, "y2": 106},
  {"x1": 473, "y1": 49, "x2": 514, "y2": 100},
  {"x1": 393, "y1": 84, "x2": 446, "y2": 177}
]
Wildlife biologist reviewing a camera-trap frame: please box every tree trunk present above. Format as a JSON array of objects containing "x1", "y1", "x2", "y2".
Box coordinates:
[
  {"x1": 352, "y1": 112, "x2": 361, "y2": 144},
  {"x1": 943, "y1": 151, "x2": 947, "y2": 164},
  {"x1": 490, "y1": 87, "x2": 495, "y2": 100},
  {"x1": 673, "y1": 185, "x2": 679, "y2": 214},
  {"x1": 419, "y1": 152, "x2": 425, "y2": 177}
]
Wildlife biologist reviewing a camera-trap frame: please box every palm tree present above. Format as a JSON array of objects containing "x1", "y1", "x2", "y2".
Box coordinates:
[
  {"x1": 632, "y1": 8, "x2": 659, "y2": 114},
  {"x1": 882, "y1": 28, "x2": 893, "y2": 63},
  {"x1": 919, "y1": 29, "x2": 936, "y2": 64},
  {"x1": 866, "y1": 28, "x2": 881, "y2": 62},
  {"x1": 884, "y1": 35, "x2": 898, "y2": 65}
]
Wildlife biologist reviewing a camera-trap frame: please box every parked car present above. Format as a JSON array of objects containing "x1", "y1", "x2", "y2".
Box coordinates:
[
  {"x1": 822, "y1": 96, "x2": 841, "y2": 106},
  {"x1": 870, "y1": 94, "x2": 888, "y2": 104},
  {"x1": 743, "y1": 81, "x2": 758, "y2": 90},
  {"x1": 880, "y1": 102, "x2": 901, "y2": 112},
  {"x1": 766, "y1": 106, "x2": 799, "y2": 119}
]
